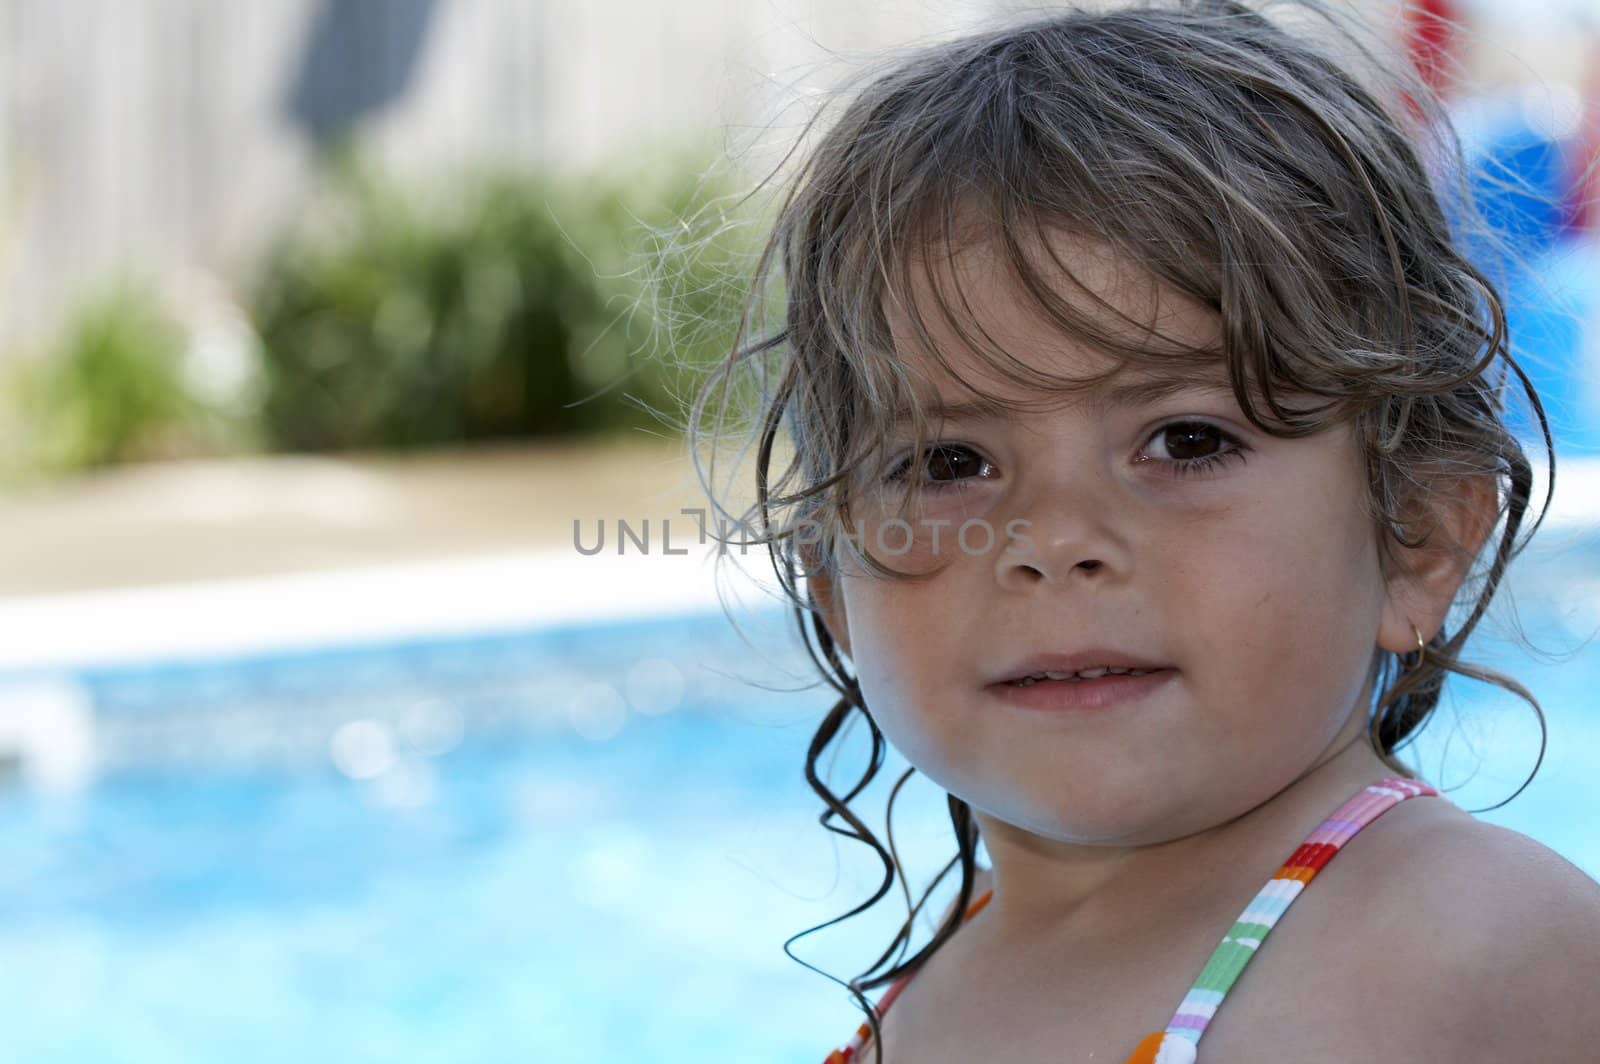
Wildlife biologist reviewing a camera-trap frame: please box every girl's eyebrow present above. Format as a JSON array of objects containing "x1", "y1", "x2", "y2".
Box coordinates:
[{"x1": 892, "y1": 372, "x2": 1237, "y2": 425}]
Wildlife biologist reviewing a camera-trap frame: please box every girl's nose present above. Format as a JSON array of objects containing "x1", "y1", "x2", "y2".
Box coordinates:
[
  {"x1": 997, "y1": 544, "x2": 1109, "y2": 587},
  {"x1": 993, "y1": 481, "x2": 1127, "y2": 589}
]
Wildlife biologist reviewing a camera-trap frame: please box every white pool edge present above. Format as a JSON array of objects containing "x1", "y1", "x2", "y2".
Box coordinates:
[{"x1": 0, "y1": 541, "x2": 790, "y2": 676}]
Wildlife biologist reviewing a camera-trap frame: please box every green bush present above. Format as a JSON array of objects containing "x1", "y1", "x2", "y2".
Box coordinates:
[
  {"x1": 0, "y1": 148, "x2": 757, "y2": 482},
  {"x1": 0, "y1": 282, "x2": 256, "y2": 481},
  {"x1": 249, "y1": 151, "x2": 753, "y2": 452}
]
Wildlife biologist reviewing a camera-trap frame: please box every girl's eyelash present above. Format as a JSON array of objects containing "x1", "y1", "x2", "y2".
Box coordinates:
[{"x1": 1161, "y1": 446, "x2": 1247, "y2": 479}]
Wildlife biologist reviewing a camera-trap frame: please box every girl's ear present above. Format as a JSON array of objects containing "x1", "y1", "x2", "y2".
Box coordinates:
[
  {"x1": 800, "y1": 543, "x2": 852, "y2": 660},
  {"x1": 1377, "y1": 473, "x2": 1500, "y2": 654}
]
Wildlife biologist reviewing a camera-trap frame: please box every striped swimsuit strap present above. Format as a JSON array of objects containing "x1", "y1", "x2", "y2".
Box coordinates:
[
  {"x1": 823, "y1": 775, "x2": 1440, "y2": 1064},
  {"x1": 1125, "y1": 775, "x2": 1440, "y2": 1063}
]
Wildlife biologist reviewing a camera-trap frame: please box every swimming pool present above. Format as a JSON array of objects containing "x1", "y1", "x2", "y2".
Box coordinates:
[{"x1": 1, "y1": 491, "x2": 1597, "y2": 1063}]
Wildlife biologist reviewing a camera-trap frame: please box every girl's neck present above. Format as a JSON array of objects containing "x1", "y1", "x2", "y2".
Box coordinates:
[{"x1": 969, "y1": 733, "x2": 1397, "y2": 952}]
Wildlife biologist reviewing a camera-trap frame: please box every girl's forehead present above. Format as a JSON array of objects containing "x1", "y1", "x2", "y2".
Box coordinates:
[{"x1": 881, "y1": 226, "x2": 1223, "y2": 385}]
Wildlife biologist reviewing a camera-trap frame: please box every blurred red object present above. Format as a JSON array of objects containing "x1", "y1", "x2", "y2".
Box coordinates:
[
  {"x1": 1405, "y1": 0, "x2": 1461, "y2": 97},
  {"x1": 1568, "y1": 28, "x2": 1600, "y2": 234}
]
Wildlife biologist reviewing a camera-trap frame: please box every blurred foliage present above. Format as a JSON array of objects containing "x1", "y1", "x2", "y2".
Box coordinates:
[
  {"x1": 0, "y1": 146, "x2": 759, "y2": 479},
  {"x1": 248, "y1": 148, "x2": 756, "y2": 452},
  {"x1": 0, "y1": 282, "x2": 258, "y2": 483}
]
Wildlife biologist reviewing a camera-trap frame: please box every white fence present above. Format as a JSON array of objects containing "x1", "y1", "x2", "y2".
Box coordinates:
[
  {"x1": 0, "y1": 0, "x2": 1033, "y2": 358},
  {"x1": 0, "y1": 0, "x2": 1579, "y2": 358}
]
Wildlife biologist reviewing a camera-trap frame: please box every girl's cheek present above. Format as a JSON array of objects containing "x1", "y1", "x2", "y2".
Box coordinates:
[{"x1": 848, "y1": 485, "x2": 1011, "y2": 572}]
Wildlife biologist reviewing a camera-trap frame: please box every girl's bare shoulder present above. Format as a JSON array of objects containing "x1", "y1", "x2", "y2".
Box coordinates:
[
  {"x1": 1238, "y1": 796, "x2": 1600, "y2": 1061},
  {"x1": 1383, "y1": 806, "x2": 1599, "y2": 1059}
]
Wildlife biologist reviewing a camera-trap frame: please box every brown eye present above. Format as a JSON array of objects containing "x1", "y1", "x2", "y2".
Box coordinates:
[
  {"x1": 1158, "y1": 422, "x2": 1225, "y2": 461},
  {"x1": 884, "y1": 444, "x2": 994, "y2": 490},
  {"x1": 925, "y1": 444, "x2": 986, "y2": 482},
  {"x1": 1141, "y1": 420, "x2": 1249, "y2": 479}
]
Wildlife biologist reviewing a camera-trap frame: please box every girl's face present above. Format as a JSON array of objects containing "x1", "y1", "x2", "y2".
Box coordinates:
[{"x1": 813, "y1": 230, "x2": 1419, "y2": 852}]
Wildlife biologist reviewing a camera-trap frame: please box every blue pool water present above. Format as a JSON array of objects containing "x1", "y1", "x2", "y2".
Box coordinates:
[{"x1": 2, "y1": 520, "x2": 1599, "y2": 1063}]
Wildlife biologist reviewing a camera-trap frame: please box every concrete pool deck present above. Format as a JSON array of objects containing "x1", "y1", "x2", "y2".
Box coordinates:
[
  {"x1": 0, "y1": 433, "x2": 726, "y2": 595},
  {"x1": 0, "y1": 433, "x2": 790, "y2": 672}
]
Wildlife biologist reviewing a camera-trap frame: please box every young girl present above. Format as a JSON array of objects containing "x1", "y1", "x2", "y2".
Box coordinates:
[{"x1": 683, "y1": 0, "x2": 1600, "y2": 1059}]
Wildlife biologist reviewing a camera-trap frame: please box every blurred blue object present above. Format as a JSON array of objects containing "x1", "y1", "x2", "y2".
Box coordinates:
[
  {"x1": 1446, "y1": 96, "x2": 1600, "y2": 455},
  {"x1": 1501, "y1": 236, "x2": 1600, "y2": 456},
  {"x1": 1468, "y1": 118, "x2": 1571, "y2": 255}
]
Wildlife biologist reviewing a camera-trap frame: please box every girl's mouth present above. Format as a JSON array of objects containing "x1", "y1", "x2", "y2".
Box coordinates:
[
  {"x1": 988, "y1": 668, "x2": 1176, "y2": 712},
  {"x1": 1005, "y1": 666, "x2": 1160, "y2": 685}
]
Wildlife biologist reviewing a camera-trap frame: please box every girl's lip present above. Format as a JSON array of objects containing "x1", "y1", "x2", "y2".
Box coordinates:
[
  {"x1": 992, "y1": 650, "x2": 1172, "y2": 684},
  {"x1": 985, "y1": 668, "x2": 1176, "y2": 712}
]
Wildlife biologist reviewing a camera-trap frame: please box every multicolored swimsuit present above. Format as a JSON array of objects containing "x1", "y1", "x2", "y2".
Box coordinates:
[{"x1": 823, "y1": 775, "x2": 1442, "y2": 1064}]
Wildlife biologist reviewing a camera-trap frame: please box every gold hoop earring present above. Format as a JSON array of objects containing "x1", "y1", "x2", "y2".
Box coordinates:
[{"x1": 1398, "y1": 620, "x2": 1426, "y2": 671}]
